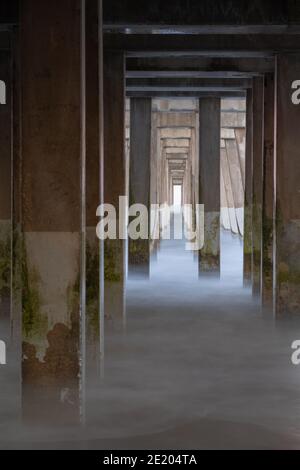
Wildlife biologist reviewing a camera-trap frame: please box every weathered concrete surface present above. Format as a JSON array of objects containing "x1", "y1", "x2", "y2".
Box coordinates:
[
  {"x1": 275, "y1": 54, "x2": 300, "y2": 316},
  {"x1": 166, "y1": 147, "x2": 189, "y2": 154},
  {"x1": 164, "y1": 138, "x2": 190, "y2": 148},
  {"x1": 0, "y1": 51, "x2": 11, "y2": 321},
  {"x1": 252, "y1": 77, "x2": 264, "y2": 297},
  {"x1": 199, "y1": 98, "x2": 220, "y2": 275},
  {"x1": 86, "y1": 0, "x2": 104, "y2": 382},
  {"x1": 225, "y1": 139, "x2": 244, "y2": 236},
  {"x1": 104, "y1": 51, "x2": 126, "y2": 325},
  {"x1": 220, "y1": 171, "x2": 231, "y2": 231},
  {"x1": 0, "y1": 221, "x2": 11, "y2": 308},
  {"x1": 129, "y1": 98, "x2": 152, "y2": 278},
  {"x1": 221, "y1": 112, "x2": 246, "y2": 128},
  {"x1": 160, "y1": 128, "x2": 191, "y2": 139},
  {"x1": 244, "y1": 88, "x2": 253, "y2": 286},
  {"x1": 262, "y1": 73, "x2": 275, "y2": 311},
  {"x1": 159, "y1": 112, "x2": 196, "y2": 128},
  {"x1": 221, "y1": 148, "x2": 239, "y2": 235},
  {"x1": 150, "y1": 111, "x2": 160, "y2": 249},
  {"x1": 21, "y1": 0, "x2": 84, "y2": 424},
  {"x1": 10, "y1": 28, "x2": 22, "y2": 366},
  {"x1": 235, "y1": 128, "x2": 246, "y2": 187}
]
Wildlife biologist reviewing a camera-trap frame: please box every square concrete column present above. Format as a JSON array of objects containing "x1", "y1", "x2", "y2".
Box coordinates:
[
  {"x1": 129, "y1": 98, "x2": 152, "y2": 278},
  {"x1": 0, "y1": 51, "x2": 12, "y2": 332},
  {"x1": 244, "y1": 88, "x2": 253, "y2": 286},
  {"x1": 0, "y1": 43, "x2": 22, "y2": 424},
  {"x1": 199, "y1": 98, "x2": 221, "y2": 276},
  {"x1": 275, "y1": 54, "x2": 300, "y2": 316},
  {"x1": 21, "y1": 0, "x2": 86, "y2": 425},
  {"x1": 225, "y1": 138, "x2": 244, "y2": 236},
  {"x1": 103, "y1": 51, "x2": 126, "y2": 325},
  {"x1": 12, "y1": 27, "x2": 22, "y2": 348},
  {"x1": 150, "y1": 111, "x2": 160, "y2": 253},
  {"x1": 85, "y1": 0, "x2": 104, "y2": 382},
  {"x1": 221, "y1": 147, "x2": 238, "y2": 235},
  {"x1": 252, "y1": 77, "x2": 264, "y2": 297},
  {"x1": 262, "y1": 73, "x2": 275, "y2": 310}
]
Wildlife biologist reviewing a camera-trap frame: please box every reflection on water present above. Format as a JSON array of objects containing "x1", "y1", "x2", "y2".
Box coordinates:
[{"x1": 1, "y1": 229, "x2": 300, "y2": 449}]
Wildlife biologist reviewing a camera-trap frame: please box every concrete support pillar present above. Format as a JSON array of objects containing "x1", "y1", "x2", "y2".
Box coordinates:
[
  {"x1": 220, "y1": 162, "x2": 231, "y2": 231},
  {"x1": 252, "y1": 77, "x2": 264, "y2": 297},
  {"x1": 221, "y1": 148, "x2": 239, "y2": 235},
  {"x1": 150, "y1": 112, "x2": 160, "y2": 251},
  {"x1": 161, "y1": 146, "x2": 168, "y2": 206},
  {"x1": 262, "y1": 73, "x2": 275, "y2": 310},
  {"x1": 275, "y1": 54, "x2": 300, "y2": 315},
  {"x1": 235, "y1": 128, "x2": 246, "y2": 189},
  {"x1": 0, "y1": 52, "x2": 12, "y2": 330},
  {"x1": 244, "y1": 88, "x2": 253, "y2": 286},
  {"x1": 103, "y1": 51, "x2": 126, "y2": 325},
  {"x1": 85, "y1": 0, "x2": 103, "y2": 377},
  {"x1": 199, "y1": 98, "x2": 221, "y2": 275},
  {"x1": 12, "y1": 27, "x2": 22, "y2": 354},
  {"x1": 1, "y1": 42, "x2": 22, "y2": 423},
  {"x1": 129, "y1": 98, "x2": 152, "y2": 278},
  {"x1": 21, "y1": 0, "x2": 86, "y2": 424},
  {"x1": 190, "y1": 127, "x2": 197, "y2": 232},
  {"x1": 225, "y1": 139, "x2": 244, "y2": 236}
]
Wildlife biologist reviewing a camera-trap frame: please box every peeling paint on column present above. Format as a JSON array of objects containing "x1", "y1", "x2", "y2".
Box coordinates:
[
  {"x1": 21, "y1": 233, "x2": 81, "y2": 424},
  {"x1": 22, "y1": 233, "x2": 81, "y2": 355},
  {"x1": 20, "y1": 0, "x2": 85, "y2": 424}
]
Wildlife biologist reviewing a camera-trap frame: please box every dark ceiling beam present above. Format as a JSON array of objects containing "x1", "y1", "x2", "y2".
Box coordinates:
[
  {"x1": 0, "y1": 1, "x2": 18, "y2": 25},
  {"x1": 104, "y1": 34, "x2": 300, "y2": 56},
  {"x1": 127, "y1": 52, "x2": 272, "y2": 59},
  {"x1": 126, "y1": 90, "x2": 246, "y2": 98},
  {"x1": 128, "y1": 87, "x2": 247, "y2": 94},
  {"x1": 126, "y1": 57, "x2": 275, "y2": 74},
  {"x1": 104, "y1": 25, "x2": 300, "y2": 35},
  {"x1": 103, "y1": 1, "x2": 300, "y2": 29},
  {"x1": 127, "y1": 77, "x2": 252, "y2": 88},
  {"x1": 127, "y1": 71, "x2": 255, "y2": 79}
]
